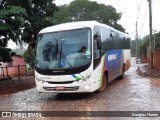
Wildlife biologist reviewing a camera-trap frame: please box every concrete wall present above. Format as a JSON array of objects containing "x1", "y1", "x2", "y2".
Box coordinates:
[{"x1": 2, "y1": 55, "x2": 26, "y2": 75}]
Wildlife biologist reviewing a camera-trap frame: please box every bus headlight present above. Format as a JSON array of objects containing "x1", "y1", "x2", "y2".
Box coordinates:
[
  {"x1": 36, "y1": 77, "x2": 45, "y2": 84},
  {"x1": 84, "y1": 85, "x2": 90, "y2": 90}
]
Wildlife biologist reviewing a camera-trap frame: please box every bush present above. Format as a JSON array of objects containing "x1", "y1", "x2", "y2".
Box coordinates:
[
  {"x1": 23, "y1": 48, "x2": 35, "y2": 70},
  {"x1": 139, "y1": 40, "x2": 148, "y2": 58}
]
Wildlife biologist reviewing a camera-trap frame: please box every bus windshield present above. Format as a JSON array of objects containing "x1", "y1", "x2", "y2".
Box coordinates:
[{"x1": 35, "y1": 28, "x2": 91, "y2": 70}]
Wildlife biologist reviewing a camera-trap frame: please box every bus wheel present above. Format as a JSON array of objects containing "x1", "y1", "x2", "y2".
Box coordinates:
[
  {"x1": 119, "y1": 64, "x2": 125, "y2": 79},
  {"x1": 97, "y1": 74, "x2": 107, "y2": 92}
]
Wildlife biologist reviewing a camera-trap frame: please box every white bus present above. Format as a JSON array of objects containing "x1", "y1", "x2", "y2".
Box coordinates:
[{"x1": 35, "y1": 21, "x2": 130, "y2": 93}]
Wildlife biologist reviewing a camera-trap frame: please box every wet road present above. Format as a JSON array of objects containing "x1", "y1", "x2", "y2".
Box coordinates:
[{"x1": 0, "y1": 59, "x2": 160, "y2": 120}]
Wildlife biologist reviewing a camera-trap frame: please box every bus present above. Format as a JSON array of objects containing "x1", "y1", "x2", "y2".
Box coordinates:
[{"x1": 35, "y1": 21, "x2": 131, "y2": 93}]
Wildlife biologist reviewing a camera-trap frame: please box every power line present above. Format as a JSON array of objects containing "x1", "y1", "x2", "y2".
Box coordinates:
[{"x1": 136, "y1": 0, "x2": 142, "y2": 21}]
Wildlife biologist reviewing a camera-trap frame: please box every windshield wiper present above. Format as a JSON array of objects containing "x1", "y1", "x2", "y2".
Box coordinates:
[{"x1": 59, "y1": 40, "x2": 73, "y2": 69}]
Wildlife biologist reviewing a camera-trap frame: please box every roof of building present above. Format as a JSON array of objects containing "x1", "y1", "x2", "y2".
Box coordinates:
[{"x1": 13, "y1": 55, "x2": 23, "y2": 58}]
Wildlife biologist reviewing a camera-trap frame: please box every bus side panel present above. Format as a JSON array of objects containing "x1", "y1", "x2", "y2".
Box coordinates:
[
  {"x1": 106, "y1": 50, "x2": 123, "y2": 82},
  {"x1": 99, "y1": 49, "x2": 130, "y2": 85}
]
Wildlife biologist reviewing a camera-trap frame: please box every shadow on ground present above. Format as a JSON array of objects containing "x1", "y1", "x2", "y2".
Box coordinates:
[{"x1": 0, "y1": 76, "x2": 35, "y2": 95}]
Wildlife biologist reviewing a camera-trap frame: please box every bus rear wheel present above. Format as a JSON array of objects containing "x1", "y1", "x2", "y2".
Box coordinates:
[
  {"x1": 119, "y1": 64, "x2": 125, "y2": 79},
  {"x1": 97, "y1": 74, "x2": 107, "y2": 92}
]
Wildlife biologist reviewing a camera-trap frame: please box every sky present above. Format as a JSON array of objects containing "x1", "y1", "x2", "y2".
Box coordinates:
[{"x1": 53, "y1": 0, "x2": 160, "y2": 40}]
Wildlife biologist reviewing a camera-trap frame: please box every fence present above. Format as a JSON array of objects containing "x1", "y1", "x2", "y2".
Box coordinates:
[{"x1": 0, "y1": 65, "x2": 27, "y2": 80}]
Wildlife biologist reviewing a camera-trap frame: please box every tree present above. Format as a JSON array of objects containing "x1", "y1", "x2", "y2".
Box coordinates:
[
  {"x1": 53, "y1": 0, "x2": 125, "y2": 32},
  {"x1": 138, "y1": 39, "x2": 148, "y2": 58},
  {"x1": 155, "y1": 32, "x2": 160, "y2": 48},
  {"x1": 53, "y1": 5, "x2": 71, "y2": 24},
  {"x1": 0, "y1": 47, "x2": 15, "y2": 62},
  {"x1": 0, "y1": 0, "x2": 26, "y2": 62},
  {"x1": 19, "y1": 0, "x2": 58, "y2": 47},
  {"x1": 0, "y1": 0, "x2": 58, "y2": 63},
  {"x1": 138, "y1": 31, "x2": 160, "y2": 59},
  {"x1": 23, "y1": 48, "x2": 35, "y2": 70}
]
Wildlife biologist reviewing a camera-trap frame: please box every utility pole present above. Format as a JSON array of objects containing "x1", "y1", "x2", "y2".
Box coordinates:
[
  {"x1": 136, "y1": 21, "x2": 138, "y2": 64},
  {"x1": 148, "y1": 0, "x2": 153, "y2": 69}
]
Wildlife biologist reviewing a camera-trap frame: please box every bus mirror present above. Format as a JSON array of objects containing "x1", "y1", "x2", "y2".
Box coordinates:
[
  {"x1": 97, "y1": 39, "x2": 101, "y2": 50},
  {"x1": 94, "y1": 34, "x2": 101, "y2": 50}
]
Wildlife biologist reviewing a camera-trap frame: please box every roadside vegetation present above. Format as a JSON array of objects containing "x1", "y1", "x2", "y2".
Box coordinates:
[{"x1": 138, "y1": 32, "x2": 160, "y2": 59}]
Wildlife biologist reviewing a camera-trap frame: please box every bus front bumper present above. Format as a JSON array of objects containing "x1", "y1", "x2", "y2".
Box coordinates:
[{"x1": 35, "y1": 78, "x2": 100, "y2": 93}]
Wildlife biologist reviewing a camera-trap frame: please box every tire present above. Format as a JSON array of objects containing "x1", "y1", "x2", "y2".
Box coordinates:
[
  {"x1": 119, "y1": 73, "x2": 124, "y2": 79},
  {"x1": 97, "y1": 74, "x2": 107, "y2": 92},
  {"x1": 119, "y1": 64, "x2": 125, "y2": 79}
]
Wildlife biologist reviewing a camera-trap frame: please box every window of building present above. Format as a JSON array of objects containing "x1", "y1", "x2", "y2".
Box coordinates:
[{"x1": 7, "y1": 62, "x2": 13, "y2": 67}]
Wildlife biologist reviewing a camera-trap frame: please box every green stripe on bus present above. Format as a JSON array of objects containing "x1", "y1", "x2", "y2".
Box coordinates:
[{"x1": 100, "y1": 54, "x2": 107, "y2": 87}]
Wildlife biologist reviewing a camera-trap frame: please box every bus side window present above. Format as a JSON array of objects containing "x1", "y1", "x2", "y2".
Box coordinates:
[{"x1": 110, "y1": 31, "x2": 115, "y2": 49}]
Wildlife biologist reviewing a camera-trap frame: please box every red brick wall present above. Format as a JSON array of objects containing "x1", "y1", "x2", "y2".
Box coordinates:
[{"x1": 153, "y1": 49, "x2": 160, "y2": 70}]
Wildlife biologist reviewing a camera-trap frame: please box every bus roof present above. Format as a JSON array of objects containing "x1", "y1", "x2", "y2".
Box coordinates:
[
  {"x1": 39, "y1": 21, "x2": 128, "y2": 37},
  {"x1": 39, "y1": 21, "x2": 101, "y2": 34}
]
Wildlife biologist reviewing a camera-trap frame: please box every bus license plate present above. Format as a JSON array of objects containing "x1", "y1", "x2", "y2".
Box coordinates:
[{"x1": 56, "y1": 86, "x2": 65, "y2": 90}]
